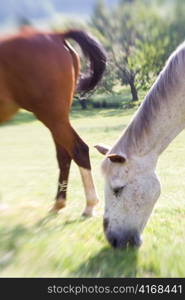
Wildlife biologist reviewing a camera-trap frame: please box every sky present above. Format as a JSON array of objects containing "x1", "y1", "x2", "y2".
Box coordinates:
[{"x1": 0, "y1": 0, "x2": 120, "y2": 31}]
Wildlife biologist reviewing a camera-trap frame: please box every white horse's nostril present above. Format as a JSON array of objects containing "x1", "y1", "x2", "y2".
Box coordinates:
[
  {"x1": 129, "y1": 233, "x2": 143, "y2": 247},
  {"x1": 103, "y1": 218, "x2": 109, "y2": 232},
  {"x1": 106, "y1": 230, "x2": 142, "y2": 249}
]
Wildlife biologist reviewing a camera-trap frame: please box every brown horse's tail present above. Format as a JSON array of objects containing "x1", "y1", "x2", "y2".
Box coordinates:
[{"x1": 62, "y1": 30, "x2": 107, "y2": 93}]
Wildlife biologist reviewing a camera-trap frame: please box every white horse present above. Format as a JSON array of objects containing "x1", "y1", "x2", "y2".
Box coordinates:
[{"x1": 95, "y1": 42, "x2": 185, "y2": 248}]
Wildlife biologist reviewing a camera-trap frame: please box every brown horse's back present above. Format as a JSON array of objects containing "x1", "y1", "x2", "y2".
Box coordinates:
[{"x1": 0, "y1": 31, "x2": 79, "y2": 123}]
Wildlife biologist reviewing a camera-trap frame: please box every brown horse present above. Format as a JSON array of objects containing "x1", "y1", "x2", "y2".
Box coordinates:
[{"x1": 0, "y1": 28, "x2": 106, "y2": 216}]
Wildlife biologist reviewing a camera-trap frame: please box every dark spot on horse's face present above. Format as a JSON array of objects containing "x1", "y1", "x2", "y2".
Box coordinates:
[
  {"x1": 113, "y1": 186, "x2": 125, "y2": 197},
  {"x1": 103, "y1": 218, "x2": 109, "y2": 232}
]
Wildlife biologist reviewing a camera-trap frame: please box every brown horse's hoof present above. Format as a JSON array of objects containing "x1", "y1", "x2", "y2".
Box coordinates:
[
  {"x1": 82, "y1": 206, "x2": 95, "y2": 217},
  {"x1": 49, "y1": 199, "x2": 66, "y2": 213}
]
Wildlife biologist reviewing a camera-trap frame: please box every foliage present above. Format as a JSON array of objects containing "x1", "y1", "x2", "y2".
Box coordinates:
[
  {"x1": 89, "y1": 0, "x2": 185, "y2": 101},
  {"x1": 95, "y1": 59, "x2": 118, "y2": 95},
  {"x1": 167, "y1": 0, "x2": 185, "y2": 54},
  {"x1": 91, "y1": 0, "x2": 170, "y2": 99}
]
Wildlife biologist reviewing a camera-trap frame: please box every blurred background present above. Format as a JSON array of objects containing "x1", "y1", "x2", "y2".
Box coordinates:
[
  {"x1": 1, "y1": 0, "x2": 185, "y2": 278},
  {"x1": 0, "y1": 0, "x2": 118, "y2": 31}
]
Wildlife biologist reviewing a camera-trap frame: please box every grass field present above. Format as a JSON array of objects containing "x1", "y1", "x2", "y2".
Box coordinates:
[{"x1": 0, "y1": 107, "x2": 185, "y2": 278}]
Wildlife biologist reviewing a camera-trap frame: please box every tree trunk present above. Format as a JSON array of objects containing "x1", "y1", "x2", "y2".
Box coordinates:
[
  {"x1": 129, "y1": 79, "x2": 138, "y2": 101},
  {"x1": 79, "y1": 97, "x2": 87, "y2": 109}
]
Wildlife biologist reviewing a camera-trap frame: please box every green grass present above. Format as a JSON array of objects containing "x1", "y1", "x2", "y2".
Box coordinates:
[
  {"x1": 0, "y1": 107, "x2": 185, "y2": 277},
  {"x1": 73, "y1": 86, "x2": 144, "y2": 109},
  {"x1": 89, "y1": 90, "x2": 133, "y2": 108}
]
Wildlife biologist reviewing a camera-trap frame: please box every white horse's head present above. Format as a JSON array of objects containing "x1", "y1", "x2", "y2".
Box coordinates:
[
  {"x1": 95, "y1": 144, "x2": 161, "y2": 248},
  {"x1": 94, "y1": 40, "x2": 185, "y2": 249}
]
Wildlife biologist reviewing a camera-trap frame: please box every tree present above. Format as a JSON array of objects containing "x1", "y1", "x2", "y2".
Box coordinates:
[
  {"x1": 91, "y1": 0, "x2": 141, "y2": 101},
  {"x1": 91, "y1": 0, "x2": 172, "y2": 100},
  {"x1": 167, "y1": 0, "x2": 185, "y2": 54}
]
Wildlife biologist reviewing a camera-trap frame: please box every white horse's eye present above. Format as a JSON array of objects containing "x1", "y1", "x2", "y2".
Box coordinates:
[{"x1": 113, "y1": 185, "x2": 126, "y2": 197}]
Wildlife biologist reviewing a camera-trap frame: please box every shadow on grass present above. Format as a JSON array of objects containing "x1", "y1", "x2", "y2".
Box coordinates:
[
  {"x1": 0, "y1": 217, "x2": 138, "y2": 277},
  {"x1": 101, "y1": 108, "x2": 135, "y2": 118},
  {"x1": 0, "y1": 215, "x2": 87, "y2": 273},
  {"x1": 1, "y1": 111, "x2": 36, "y2": 127},
  {"x1": 0, "y1": 108, "x2": 136, "y2": 128},
  {"x1": 0, "y1": 107, "x2": 136, "y2": 128},
  {"x1": 98, "y1": 124, "x2": 127, "y2": 132},
  {"x1": 35, "y1": 213, "x2": 87, "y2": 228},
  {"x1": 73, "y1": 246, "x2": 138, "y2": 277},
  {"x1": 34, "y1": 213, "x2": 59, "y2": 228},
  {"x1": 0, "y1": 225, "x2": 29, "y2": 271},
  {"x1": 0, "y1": 214, "x2": 86, "y2": 272},
  {"x1": 70, "y1": 108, "x2": 135, "y2": 119}
]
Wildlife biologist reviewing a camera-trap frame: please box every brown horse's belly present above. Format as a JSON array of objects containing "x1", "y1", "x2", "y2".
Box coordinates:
[
  {"x1": 0, "y1": 96, "x2": 19, "y2": 124},
  {"x1": 0, "y1": 68, "x2": 19, "y2": 123}
]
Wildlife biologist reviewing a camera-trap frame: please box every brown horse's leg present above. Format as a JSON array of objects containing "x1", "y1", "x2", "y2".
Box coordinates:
[
  {"x1": 50, "y1": 142, "x2": 72, "y2": 212},
  {"x1": 65, "y1": 125, "x2": 99, "y2": 216},
  {"x1": 50, "y1": 122, "x2": 99, "y2": 216},
  {"x1": 79, "y1": 167, "x2": 99, "y2": 217}
]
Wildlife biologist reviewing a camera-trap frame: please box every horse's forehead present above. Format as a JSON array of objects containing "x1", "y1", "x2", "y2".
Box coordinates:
[{"x1": 104, "y1": 158, "x2": 137, "y2": 176}]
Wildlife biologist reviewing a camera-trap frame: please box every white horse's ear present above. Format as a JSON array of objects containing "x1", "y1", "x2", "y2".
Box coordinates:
[
  {"x1": 107, "y1": 153, "x2": 126, "y2": 163},
  {"x1": 94, "y1": 144, "x2": 110, "y2": 155}
]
